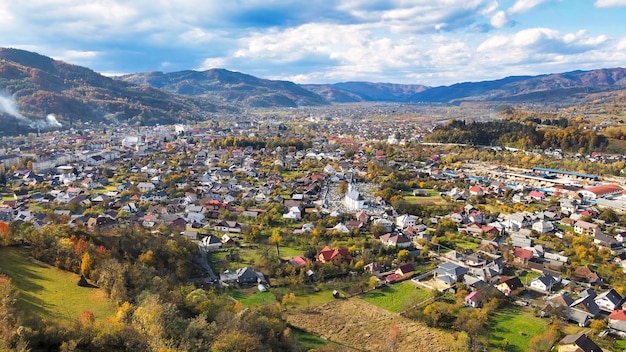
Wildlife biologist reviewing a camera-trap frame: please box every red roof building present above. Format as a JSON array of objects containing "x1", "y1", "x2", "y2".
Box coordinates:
[{"x1": 317, "y1": 246, "x2": 351, "y2": 263}]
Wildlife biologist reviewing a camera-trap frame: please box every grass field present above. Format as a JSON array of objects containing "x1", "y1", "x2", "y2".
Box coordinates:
[
  {"x1": 230, "y1": 288, "x2": 276, "y2": 306},
  {"x1": 289, "y1": 327, "x2": 330, "y2": 350},
  {"x1": 0, "y1": 247, "x2": 116, "y2": 325},
  {"x1": 453, "y1": 239, "x2": 480, "y2": 250},
  {"x1": 290, "y1": 288, "x2": 341, "y2": 308},
  {"x1": 488, "y1": 305, "x2": 549, "y2": 352},
  {"x1": 405, "y1": 195, "x2": 448, "y2": 206},
  {"x1": 360, "y1": 281, "x2": 432, "y2": 313}
]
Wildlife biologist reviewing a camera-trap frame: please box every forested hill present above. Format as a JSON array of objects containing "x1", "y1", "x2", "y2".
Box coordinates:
[
  {"x1": 424, "y1": 119, "x2": 608, "y2": 152},
  {"x1": 0, "y1": 48, "x2": 232, "y2": 136}
]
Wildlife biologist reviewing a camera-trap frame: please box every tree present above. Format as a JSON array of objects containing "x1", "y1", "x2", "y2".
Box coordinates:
[
  {"x1": 211, "y1": 331, "x2": 264, "y2": 352},
  {"x1": 598, "y1": 208, "x2": 619, "y2": 223},
  {"x1": 369, "y1": 276, "x2": 379, "y2": 289},
  {"x1": 338, "y1": 181, "x2": 348, "y2": 195},
  {"x1": 0, "y1": 222, "x2": 10, "y2": 246},
  {"x1": 269, "y1": 229, "x2": 283, "y2": 256},
  {"x1": 81, "y1": 252, "x2": 92, "y2": 277},
  {"x1": 397, "y1": 249, "x2": 410, "y2": 262}
]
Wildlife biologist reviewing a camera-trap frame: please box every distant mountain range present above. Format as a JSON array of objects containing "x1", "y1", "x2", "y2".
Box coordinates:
[
  {"x1": 1, "y1": 47, "x2": 626, "y2": 135},
  {"x1": 120, "y1": 70, "x2": 327, "y2": 107}
]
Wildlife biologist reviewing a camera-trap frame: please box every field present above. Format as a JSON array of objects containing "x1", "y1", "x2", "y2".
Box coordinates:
[
  {"x1": 360, "y1": 281, "x2": 433, "y2": 313},
  {"x1": 488, "y1": 305, "x2": 549, "y2": 351},
  {"x1": 283, "y1": 298, "x2": 457, "y2": 352},
  {"x1": 230, "y1": 288, "x2": 276, "y2": 306},
  {"x1": 405, "y1": 194, "x2": 448, "y2": 206},
  {"x1": 0, "y1": 247, "x2": 116, "y2": 325}
]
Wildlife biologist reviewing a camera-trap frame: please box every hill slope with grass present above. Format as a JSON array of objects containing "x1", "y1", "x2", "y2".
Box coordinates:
[{"x1": 0, "y1": 247, "x2": 115, "y2": 324}]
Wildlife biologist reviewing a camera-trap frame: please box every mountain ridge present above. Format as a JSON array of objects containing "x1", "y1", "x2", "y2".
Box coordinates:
[{"x1": 2, "y1": 47, "x2": 626, "y2": 136}]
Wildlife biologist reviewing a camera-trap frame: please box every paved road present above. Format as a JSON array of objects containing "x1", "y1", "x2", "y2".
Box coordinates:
[{"x1": 197, "y1": 244, "x2": 219, "y2": 285}]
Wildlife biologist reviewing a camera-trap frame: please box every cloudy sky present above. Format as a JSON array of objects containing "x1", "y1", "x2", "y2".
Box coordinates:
[{"x1": 1, "y1": 0, "x2": 626, "y2": 86}]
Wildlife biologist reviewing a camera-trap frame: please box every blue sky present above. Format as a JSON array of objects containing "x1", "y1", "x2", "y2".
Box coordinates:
[{"x1": 1, "y1": 0, "x2": 626, "y2": 86}]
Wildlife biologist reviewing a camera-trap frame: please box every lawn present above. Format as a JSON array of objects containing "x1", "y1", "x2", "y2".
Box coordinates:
[
  {"x1": 289, "y1": 288, "x2": 341, "y2": 309},
  {"x1": 488, "y1": 305, "x2": 550, "y2": 352},
  {"x1": 0, "y1": 247, "x2": 116, "y2": 325},
  {"x1": 453, "y1": 239, "x2": 480, "y2": 250},
  {"x1": 230, "y1": 288, "x2": 276, "y2": 306},
  {"x1": 404, "y1": 195, "x2": 447, "y2": 206},
  {"x1": 360, "y1": 281, "x2": 432, "y2": 313}
]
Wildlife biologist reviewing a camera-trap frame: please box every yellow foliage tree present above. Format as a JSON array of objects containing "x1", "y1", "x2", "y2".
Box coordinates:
[{"x1": 80, "y1": 252, "x2": 92, "y2": 277}]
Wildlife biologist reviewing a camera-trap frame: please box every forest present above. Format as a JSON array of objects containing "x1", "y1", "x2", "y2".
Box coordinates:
[{"x1": 423, "y1": 119, "x2": 608, "y2": 153}]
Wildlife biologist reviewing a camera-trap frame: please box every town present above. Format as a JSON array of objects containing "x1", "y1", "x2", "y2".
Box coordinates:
[{"x1": 1, "y1": 106, "x2": 626, "y2": 352}]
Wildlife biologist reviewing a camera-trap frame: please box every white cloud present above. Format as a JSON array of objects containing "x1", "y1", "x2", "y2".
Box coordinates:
[
  {"x1": 490, "y1": 11, "x2": 509, "y2": 28},
  {"x1": 199, "y1": 58, "x2": 227, "y2": 70},
  {"x1": 508, "y1": 0, "x2": 550, "y2": 14},
  {"x1": 595, "y1": 0, "x2": 626, "y2": 7},
  {"x1": 58, "y1": 50, "x2": 99, "y2": 60}
]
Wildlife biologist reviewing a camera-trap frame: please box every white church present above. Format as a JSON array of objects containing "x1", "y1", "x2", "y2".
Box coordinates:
[{"x1": 344, "y1": 184, "x2": 367, "y2": 211}]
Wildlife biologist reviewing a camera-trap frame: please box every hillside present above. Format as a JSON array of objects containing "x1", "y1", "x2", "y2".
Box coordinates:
[
  {"x1": 0, "y1": 48, "x2": 228, "y2": 136},
  {"x1": 3, "y1": 47, "x2": 626, "y2": 137},
  {"x1": 303, "y1": 82, "x2": 430, "y2": 103},
  {"x1": 120, "y1": 69, "x2": 328, "y2": 108},
  {"x1": 303, "y1": 68, "x2": 626, "y2": 104},
  {"x1": 408, "y1": 68, "x2": 626, "y2": 103},
  {"x1": 283, "y1": 299, "x2": 456, "y2": 352}
]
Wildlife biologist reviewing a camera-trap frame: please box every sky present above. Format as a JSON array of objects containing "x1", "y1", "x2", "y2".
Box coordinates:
[{"x1": 1, "y1": 0, "x2": 626, "y2": 86}]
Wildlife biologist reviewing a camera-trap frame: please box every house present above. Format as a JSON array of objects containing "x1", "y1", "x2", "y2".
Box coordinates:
[
  {"x1": 496, "y1": 277, "x2": 524, "y2": 296},
  {"x1": 573, "y1": 266, "x2": 603, "y2": 286},
  {"x1": 290, "y1": 256, "x2": 308, "y2": 268},
  {"x1": 220, "y1": 267, "x2": 266, "y2": 286},
  {"x1": 532, "y1": 220, "x2": 554, "y2": 234},
  {"x1": 379, "y1": 233, "x2": 412, "y2": 248},
  {"x1": 395, "y1": 263, "x2": 415, "y2": 279},
  {"x1": 513, "y1": 248, "x2": 533, "y2": 265},
  {"x1": 214, "y1": 220, "x2": 242, "y2": 233},
  {"x1": 469, "y1": 186, "x2": 483, "y2": 197},
  {"x1": 137, "y1": 182, "x2": 156, "y2": 193},
  {"x1": 283, "y1": 206, "x2": 302, "y2": 220},
  {"x1": 317, "y1": 246, "x2": 351, "y2": 263},
  {"x1": 364, "y1": 262, "x2": 384, "y2": 274},
  {"x1": 528, "y1": 190, "x2": 545, "y2": 201},
  {"x1": 464, "y1": 291, "x2": 481, "y2": 308},
  {"x1": 568, "y1": 295, "x2": 601, "y2": 321},
  {"x1": 355, "y1": 211, "x2": 369, "y2": 223},
  {"x1": 574, "y1": 220, "x2": 600, "y2": 237},
  {"x1": 332, "y1": 222, "x2": 350, "y2": 234},
  {"x1": 434, "y1": 261, "x2": 469, "y2": 284},
  {"x1": 200, "y1": 235, "x2": 222, "y2": 251},
  {"x1": 608, "y1": 310, "x2": 626, "y2": 333},
  {"x1": 594, "y1": 289, "x2": 623, "y2": 312},
  {"x1": 530, "y1": 273, "x2": 559, "y2": 293},
  {"x1": 13, "y1": 188, "x2": 29, "y2": 200},
  {"x1": 557, "y1": 333, "x2": 602, "y2": 352},
  {"x1": 396, "y1": 214, "x2": 418, "y2": 229}
]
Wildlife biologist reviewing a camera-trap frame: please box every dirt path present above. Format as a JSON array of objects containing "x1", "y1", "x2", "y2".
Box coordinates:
[{"x1": 283, "y1": 299, "x2": 457, "y2": 352}]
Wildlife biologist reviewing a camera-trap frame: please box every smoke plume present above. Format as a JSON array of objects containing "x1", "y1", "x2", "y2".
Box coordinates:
[
  {"x1": 46, "y1": 114, "x2": 62, "y2": 127},
  {"x1": 0, "y1": 94, "x2": 27, "y2": 121},
  {"x1": 0, "y1": 92, "x2": 62, "y2": 129}
]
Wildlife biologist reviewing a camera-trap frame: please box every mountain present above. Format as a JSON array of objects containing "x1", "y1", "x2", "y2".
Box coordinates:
[
  {"x1": 3, "y1": 47, "x2": 626, "y2": 137},
  {"x1": 120, "y1": 69, "x2": 327, "y2": 108},
  {"x1": 407, "y1": 68, "x2": 626, "y2": 103},
  {"x1": 303, "y1": 82, "x2": 429, "y2": 103},
  {"x1": 302, "y1": 69, "x2": 626, "y2": 104},
  {"x1": 0, "y1": 48, "x2": 229, "y2": 136}
]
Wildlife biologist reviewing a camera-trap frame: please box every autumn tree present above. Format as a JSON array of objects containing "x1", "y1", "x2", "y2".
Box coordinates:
[
  {"x1": 81, "y1": 252, "x2": 92, "y2": 277},
  {"x1": 0, "y1": 222, "x2": 10, "y2": 246}
]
